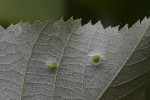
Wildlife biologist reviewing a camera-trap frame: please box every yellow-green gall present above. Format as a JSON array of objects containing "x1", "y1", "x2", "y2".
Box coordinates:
[
  {"x1": 48, "y1": 63, "x2": 58, "y2": 71},
  {"x1": 92, "y1": 55, "x2": 101, "y2": 63}
]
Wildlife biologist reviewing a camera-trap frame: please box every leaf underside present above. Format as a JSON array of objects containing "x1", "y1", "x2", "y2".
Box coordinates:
[{"x1": 0, "y1": 17, "x2": 150, "y2": 100}]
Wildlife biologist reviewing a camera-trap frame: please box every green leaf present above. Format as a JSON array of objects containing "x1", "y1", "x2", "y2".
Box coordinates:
[{"x1": 0, "y1": 17, "x2": 150, "y2": 100}]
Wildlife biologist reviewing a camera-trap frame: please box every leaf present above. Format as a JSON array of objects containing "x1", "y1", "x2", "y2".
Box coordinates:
[{"x1": 0, "y1": 17, "x2": 150, "y2": 100}]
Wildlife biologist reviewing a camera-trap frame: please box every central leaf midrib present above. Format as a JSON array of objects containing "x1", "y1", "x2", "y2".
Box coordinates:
[
  {"x1": 82, "y1": 26, "x2": 100, "y2": 100},
  {"x1": 52, "y1": 23, "x2": 99, "y2": 100},
  {"x1": 20, "y1": 22, "x2": 50, "y2": 99},
  {"x1": 51, "y1": 21, "x2": 79, "y2": 100}
]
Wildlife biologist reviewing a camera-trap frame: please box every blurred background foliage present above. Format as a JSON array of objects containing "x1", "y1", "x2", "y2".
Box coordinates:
[
  {"x1": 0, "y1": 0, "x2": 150, "y2": 28},
  {"x1": 0, "y1": 0, "x2": 64, "y2": 28},
  {"x1": 0, "y1": 0, "x2": 150, "y2": 99}
]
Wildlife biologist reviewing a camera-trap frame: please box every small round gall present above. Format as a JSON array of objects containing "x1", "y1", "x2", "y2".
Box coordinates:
[
  {"x1": 92, "y1": 55, "x2": 101, "y2": 63},
  {"x1": 48, "y1": 63, "x2": 58, "y2": 71}
]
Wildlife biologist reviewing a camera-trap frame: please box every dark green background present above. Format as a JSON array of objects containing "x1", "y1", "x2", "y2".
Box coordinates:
[
  {"x1": 66, "y1": 0, "x2": 150, "y2": 28},
  {"x1": 0, "y1": 0, "x2": 150, "y2": 99},
  {"x1": 0, "y1": 0, "x2": 150, "y2": 28}
]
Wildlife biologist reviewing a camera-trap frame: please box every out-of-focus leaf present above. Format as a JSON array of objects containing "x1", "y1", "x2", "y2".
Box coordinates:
[{"x1": 0, "y1": 0, "x2": 64, "y2": 26}]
